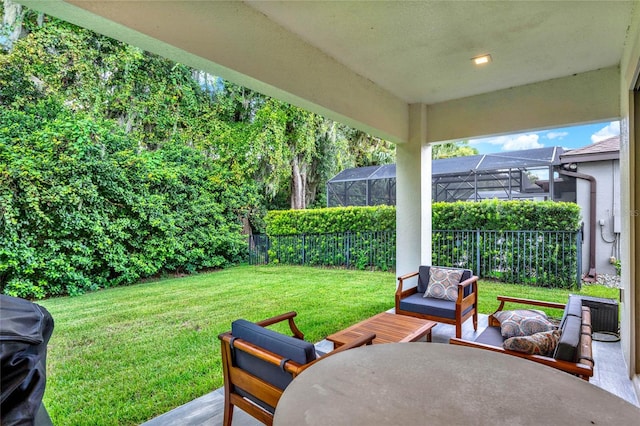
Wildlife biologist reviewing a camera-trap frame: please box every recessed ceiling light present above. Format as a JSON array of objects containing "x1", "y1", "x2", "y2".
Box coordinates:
[{"x1": 472, "y1": 54, "x2": 492, "y2": 65}]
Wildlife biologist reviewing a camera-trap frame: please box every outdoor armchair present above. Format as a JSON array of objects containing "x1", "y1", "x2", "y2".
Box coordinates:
[
  {"x1": 218, "y1": 311, "x2": 375, "y2": 426},
  {"x1": 395, "y1": 266, "x2": 478, "y2": 339}
]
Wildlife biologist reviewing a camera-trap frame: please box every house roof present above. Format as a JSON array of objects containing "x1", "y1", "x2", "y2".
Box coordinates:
[
  {"x1": 328, "y1": 164, "x2": 395, "y2": 183},
  {"x1": 560, "y1": 136, "x2": 620, "y2": 163},
  {"x1": 329, "y1": 146, "x2": 563, "y2": 183},
  {"x1": 438, "y1": 146, "x2": 563, "y2": 176}
]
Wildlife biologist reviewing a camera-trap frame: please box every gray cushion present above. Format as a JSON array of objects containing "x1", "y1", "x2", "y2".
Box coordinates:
[
  {"x1": 417, "y1": 266, "x2": 431, "y2": 293},
  {"x1": 399, "y1": 293, "x2": 473, "y2": 319},
  {"x1": 474, "y1": 326, "x2": 505, "y2": 347},
  {"x1": 553, "y1": 315, "x2": 582, "y2": 362},
  {"x1": 493, "y1": 309, "x2": 555, "y2": 338},
  {"x1": 424, "y1": 267, "x2": 464, "y2": 301},
  {"x1": 417, "y1": 266, "x2": 473, "y2": 295}
]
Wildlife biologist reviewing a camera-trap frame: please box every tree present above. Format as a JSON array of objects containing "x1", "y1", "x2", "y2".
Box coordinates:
[
  {"x1": 215, "y1": 81, "x2": 391, "y2": 210},
  {"x1": 0, "y1": 4, "x2": 400, "y2": 297},
  {"x1": 343, "y1": 128, "x2": 396, "y2": 167},
  {"x1": 432, "y1": 140, "x2": 478, "y2": 159},
  {"x1": 0, "y1": 12, "x2": 250, "y2": 297}
]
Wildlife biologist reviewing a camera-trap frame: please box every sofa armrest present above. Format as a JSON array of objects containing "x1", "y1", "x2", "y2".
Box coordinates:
[
  {"x1": 495, "y1": 296, "x2": 566, "y2": 310},
  {"x1": 488, "y1": 296, "x2": 566, "y2": 327},
  {"x1": 577, "y1": 307, "x2": 594, "y2": 369},
  {"x1": 449, "y1": 334, "x2": 594, "y2": 380}
]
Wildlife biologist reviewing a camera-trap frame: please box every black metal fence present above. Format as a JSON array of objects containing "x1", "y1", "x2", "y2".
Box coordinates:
[
  {"x1": 432, "y1": 229, "x2": 582, "y2": 288},
  {"x1": 249, "y1": 228, "x2": 582, "y2": 288},
  {"x1": 249, "y1": 231, "x2": 395, "y2": 271}
]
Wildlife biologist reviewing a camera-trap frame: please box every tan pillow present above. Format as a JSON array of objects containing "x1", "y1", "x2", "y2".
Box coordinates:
[
  {"x1": 424, "y1": 267, "x2": 463, "y2": 302},
  {"x1": 494, "y1": 309, "x2": 555, "y2": 338},
  {"x1": 503, "y1": 329, "x2": 561, "y2": 356}
]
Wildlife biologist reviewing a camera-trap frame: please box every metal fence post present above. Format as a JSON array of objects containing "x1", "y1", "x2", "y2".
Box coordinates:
[
  {"x1": 345, "y1": 233, "x2": 350, "y2": 268},
  {"x1": 476, "y1": 230, "x2": 481, "y2": 277},
  {"x1": 301, "y1": 234, "x2": 306, "y2": 265}
]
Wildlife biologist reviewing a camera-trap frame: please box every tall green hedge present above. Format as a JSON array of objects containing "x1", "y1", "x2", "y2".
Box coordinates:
[
  {"x1": 266, "y1": 201, "x2": 581, "y2": 235},
  {"x1": 433, "y1": 200, "x2": 581, "y2": 231},
  {"x1": 266, "y1": 206, "x2": 396, "y2": 235}
]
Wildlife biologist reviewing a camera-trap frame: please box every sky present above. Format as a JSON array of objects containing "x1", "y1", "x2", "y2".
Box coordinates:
[{"x1": 466, "y1": 120, "x2": 620, "y2": 155}]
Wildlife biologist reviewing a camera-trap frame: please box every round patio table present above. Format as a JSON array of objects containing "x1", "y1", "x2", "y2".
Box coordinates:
[{"x1": 273, "y1": 343, "x2": 640, "y2": 425}]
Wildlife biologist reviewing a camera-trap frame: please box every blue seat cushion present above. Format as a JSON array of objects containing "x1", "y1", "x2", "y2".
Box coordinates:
[
  {"x1": 399, "y1": 293, "x2": 473, "y2": 320},
  {"x1": 474, "y1": 326, "x2": 505, "y2": 347}
]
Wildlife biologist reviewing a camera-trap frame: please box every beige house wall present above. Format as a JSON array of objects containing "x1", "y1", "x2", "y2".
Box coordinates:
[{"x1": 619, "y1": 1, "x2": 640, "y2": 393}]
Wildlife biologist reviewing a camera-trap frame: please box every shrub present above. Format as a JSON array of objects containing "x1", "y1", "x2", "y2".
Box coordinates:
[
  {"x1": 265, "y1": 206, "x2": 396, "y2": 235},
  {"x1": 432, "y1": 199, "x2": 581, "y2": 231},
  {"x1": 0, "y1": 104, "x2": 246, "y2": 298}
]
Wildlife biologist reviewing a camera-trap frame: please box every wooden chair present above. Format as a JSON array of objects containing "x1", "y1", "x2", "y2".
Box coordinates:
[
  {"x1": 218, "y1": 311, "x2": 375, "y2": 426},
  {"x1": 395, "y1": 266, "x2": 478, "y2": 338}
]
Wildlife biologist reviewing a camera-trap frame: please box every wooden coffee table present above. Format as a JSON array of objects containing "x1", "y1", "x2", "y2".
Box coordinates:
[{"x1": 326, "y1": 312, "x2": 437, "y2": 347}]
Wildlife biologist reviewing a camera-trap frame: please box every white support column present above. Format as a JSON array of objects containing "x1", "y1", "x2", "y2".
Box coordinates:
[
  {"x1": 421, "y1": 140, "x2": 433, "y2": 265},
  {"x1": 396, "y1": 104, "x2": 431, "y2": 278}
]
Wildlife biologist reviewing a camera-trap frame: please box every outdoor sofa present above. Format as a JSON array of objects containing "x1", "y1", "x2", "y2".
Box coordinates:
[{"x1": 450, "y1": 294, "x2": 594, "y2": 381}]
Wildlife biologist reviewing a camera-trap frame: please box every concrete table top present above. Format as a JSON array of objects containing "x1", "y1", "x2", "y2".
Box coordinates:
[{"x1": 273, "y1": 343, "x2": 640, "y2": 425}]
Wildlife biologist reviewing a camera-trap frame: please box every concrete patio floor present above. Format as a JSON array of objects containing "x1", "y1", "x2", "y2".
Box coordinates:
[{"x1": 142, "y1": 314, "x2": 639, "y2": 426}]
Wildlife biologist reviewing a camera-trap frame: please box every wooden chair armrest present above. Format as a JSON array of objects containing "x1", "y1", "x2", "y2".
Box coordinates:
[
  {"x1": 578, "y1": 307, "x2": 594, "y2": 369},
  {"x1": 396, "y1": 271, "x2": 419, "y2": 296},
  {"x1": 255, "y1": 311, "x2": 297, "y2": 327},
  {"x1": 329, "y1": 331, "x2": 376, "y2": 352},
  {"x1": 397, "y1": 271, "x2": 419, "y2": 281},
  {"x1": 219, "y1": 334, "x2": 306, "y2": 374},
  {"x1": 255, "y1": 311, "x2": 304, "y2": 339},
  {"x1": 457, "y1": 275, "x2": 478, "y2": 306},
  {"x1": 221, "y1": 332, "x2": 366, "y2": 378},
  {"x1": 458, "y1": 275, "x2": 478, "y2": 289},
  {"x1": 487, "y1": 297, "x2": 566, "y2": 327},
  {"x1": 298, "y1": 332, "x2": 376, "y2": 375}
]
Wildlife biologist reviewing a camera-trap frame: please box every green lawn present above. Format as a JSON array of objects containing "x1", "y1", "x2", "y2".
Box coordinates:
[{"x1": 37, "y1": 265, "x2": 618, "y2": 425}]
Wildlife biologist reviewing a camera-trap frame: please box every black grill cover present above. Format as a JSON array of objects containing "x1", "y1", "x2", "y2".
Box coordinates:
[{"x1": 1, "y1": 295, "x2": 54, "y2": 426}]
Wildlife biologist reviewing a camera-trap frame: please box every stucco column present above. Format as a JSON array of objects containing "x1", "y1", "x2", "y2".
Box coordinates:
[{"x1": 396, "y1": 104, "x2": 431, "y2": 278}]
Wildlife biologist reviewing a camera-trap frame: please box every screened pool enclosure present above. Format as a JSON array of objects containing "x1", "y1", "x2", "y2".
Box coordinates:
[{"x1": 326, "y1": 147, "x2": 577, "y2": 207}]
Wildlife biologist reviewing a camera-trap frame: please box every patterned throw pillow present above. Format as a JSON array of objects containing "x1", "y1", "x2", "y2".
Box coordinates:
[
  {"x1": 503, "y1": 329, "x2": 561, "y2": 356},
  {"x1": 494, "y1": 309, "x2": 556, "y2": 338},
  {"x1": 424, "y1": 267, "x2": 463, "y2": 302}
]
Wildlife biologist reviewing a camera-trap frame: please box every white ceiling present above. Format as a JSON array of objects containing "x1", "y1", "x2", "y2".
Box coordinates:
[
  {"x1": 246, "y1": 1, "x2": 635, "y2": 104},
  {"x1": 17, "y1": 1, "x2": 639, "y2": 141}
]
